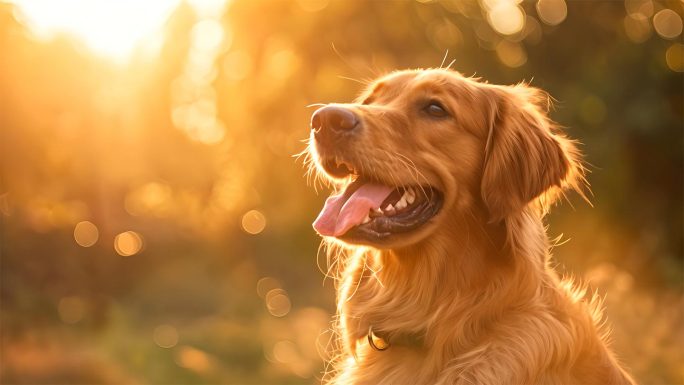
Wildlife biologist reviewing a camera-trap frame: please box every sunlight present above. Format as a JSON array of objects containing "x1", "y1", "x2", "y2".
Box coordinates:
[{"x1": 11, "y1": 0, "x2": 181, "y2": 62}]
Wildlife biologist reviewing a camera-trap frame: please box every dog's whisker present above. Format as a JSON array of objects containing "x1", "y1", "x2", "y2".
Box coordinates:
[
  {"x1": 381, "y1": 149, "x2": 431, "y2": 200},
  {"x1": 395, "y1": 153, "x2": 430, "y2": 191},
  {"x1": 337, "y1": 75, "x2": 369, "y2": 85},
  {"x1": 440, "y1": 49, "x2": 449, "y2": 69},
  {"x1": 381, "y1": 159, "x2": 402, "y2": 191}
]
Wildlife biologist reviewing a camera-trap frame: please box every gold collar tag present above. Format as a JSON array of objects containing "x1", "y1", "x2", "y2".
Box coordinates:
[{"x1": 368, "y1": 326, "x2": 390, "y2": 351}]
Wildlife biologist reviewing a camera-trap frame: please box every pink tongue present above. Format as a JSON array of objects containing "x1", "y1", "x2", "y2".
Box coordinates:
[{"x1": 313, "y1": 182, "x2": 394, "y2": 237}]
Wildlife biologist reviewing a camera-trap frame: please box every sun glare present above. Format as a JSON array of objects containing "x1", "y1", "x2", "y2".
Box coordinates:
[{"x1": 11, "y1": 0, "x2": 182, "y2": 62}]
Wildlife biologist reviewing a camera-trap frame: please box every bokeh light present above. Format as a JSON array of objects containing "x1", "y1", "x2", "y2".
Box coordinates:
[
  {"x1": 486, "y1": 2, "x2": 525, "y2": 35},
  {"x1": 265, "y1": 289, "x2": 292, "y2": 317},
  {"x1": 170, "y1": 0, "x2": 229, "y2": 145},
  {"x1": 624, "y1": 0, "x2": 654, "y2": 20},
  {"x1": 73, "y1": 220, "x2": 98, "y2": 247},
  {"x1": 124, "y1": 182, "x2": 172, "y2": 217},
  {"x1": 273, "y1": 340, "x2": 299, "y2": 363},
  {"x1": 191, "y1": 19, "x2": 225, "y2": 53},
  {"x1": 256, "y1": 277, "x2": 281, "y2": 298},
  {"x1": 427, "y1": 19, "x2": 463, "y2": 50},
  {"x1": 264, "y1": 39, "x2": 301, "y2": 83},
  {"x1": 624, "y1": 15, "x2": 652, "y2": 43},
  {"x1": 522, "y1": 16, "x2": 543, "y2": 44},
  {"x1": 174, "y1": 346, "x2": 214, "y2": 373},
  {"x1": 114, "y1": 231, "x2": 144, "y2": 256},
  {"x1": 665, "y1": 43, "x2": 684, "y2": 72},
  {"x1": 496, "y1": 40, "x2": 527, "y2": 68},
  {"x1": 536, "y1": 0, "x2": 567, "y2": 26},
  {"x1": 652, "y1": 9, "x2": 683, "y2": 39},
  {"x1": 153, "y1": 324, "x2": 179, "y2": 348},
  {"x1": 241, "y1": 210, "x2": 266, "y2": 235},
  {"x1": 222, "y1": 50, "x2": 253, "y2": 82}
]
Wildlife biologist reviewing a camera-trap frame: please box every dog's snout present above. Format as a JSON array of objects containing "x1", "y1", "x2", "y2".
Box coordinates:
[{"x1": 311, "y1": 106, "x2": 359, "y2": 144}]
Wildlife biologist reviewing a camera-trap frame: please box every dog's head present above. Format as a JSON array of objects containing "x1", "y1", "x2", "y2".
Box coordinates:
[{"x1": 307, "y1": 68, "x2": 582, "y2": 249}]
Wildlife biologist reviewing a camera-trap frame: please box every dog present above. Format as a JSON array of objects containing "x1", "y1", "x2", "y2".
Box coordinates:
[{"x1": 304, "y1": 68, "x2": 635, "y2": 385}]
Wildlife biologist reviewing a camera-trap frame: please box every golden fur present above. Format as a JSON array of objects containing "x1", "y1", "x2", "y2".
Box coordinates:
[{"x1": 305, "y1": 69, "x2": 635, "y2": 385}]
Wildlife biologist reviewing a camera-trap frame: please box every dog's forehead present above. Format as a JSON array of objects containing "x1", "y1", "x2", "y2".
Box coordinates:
[
  {"x1": 366, "y1": 71, "x2": 414, "y2": 96},
  {"x1": 368, "y1": 69, "x2": 462, "y2": 98}
]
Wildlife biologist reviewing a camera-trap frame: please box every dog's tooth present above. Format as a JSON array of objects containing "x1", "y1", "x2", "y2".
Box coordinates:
[
  {"x1": 406, "y1": 188, "x2": 415, "y2": 204},
  {"x1": 370, "y1": 208, "x2": 384, "y2": 218},
  {"x1": 395, "y1": 197, "x2": 407, "y2": 210},
  {"x1": 362, "y1": 214, "x2": 371, "y2": 224},
  {"x1": 384, "y1": 204, "x2": 396, "y2": 216}
]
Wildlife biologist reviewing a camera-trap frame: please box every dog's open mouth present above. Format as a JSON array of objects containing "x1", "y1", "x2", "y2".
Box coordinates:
[{"x1": 313, "y1": 177, "x2": 443, "y2": 242}]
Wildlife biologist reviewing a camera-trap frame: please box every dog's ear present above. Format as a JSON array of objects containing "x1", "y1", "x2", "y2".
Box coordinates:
[{"x1": 481, "y1": 85, "x2": 582, "y2": 222}]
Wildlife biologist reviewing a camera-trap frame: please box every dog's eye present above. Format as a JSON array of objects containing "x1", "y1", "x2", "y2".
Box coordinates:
[{"x1": 424, "y1": 101, "x2": 448, "y2": 118}]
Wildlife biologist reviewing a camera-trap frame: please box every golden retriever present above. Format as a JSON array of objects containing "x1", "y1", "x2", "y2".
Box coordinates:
[{"x1": 304, "y1": 68, "x2": 635, "y2": 385}]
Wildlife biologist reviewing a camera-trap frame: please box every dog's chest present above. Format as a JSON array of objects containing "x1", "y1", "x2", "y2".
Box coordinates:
[{"x1": 340, "y1": 264, "x2": 434, "y2": 344}]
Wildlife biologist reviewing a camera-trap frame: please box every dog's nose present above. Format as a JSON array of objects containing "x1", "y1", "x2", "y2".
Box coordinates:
[{"x1": 311, "y1": 106, "x2": 359, "y2": 142}]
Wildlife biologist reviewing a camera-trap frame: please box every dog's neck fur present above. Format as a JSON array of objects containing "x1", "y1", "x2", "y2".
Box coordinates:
[
  {"x1": 332, "y1": 204, "x2": 637, "y2": 385},
  {"x1": 336, "y1": 206, "x2": 566, "y2": 373}
]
